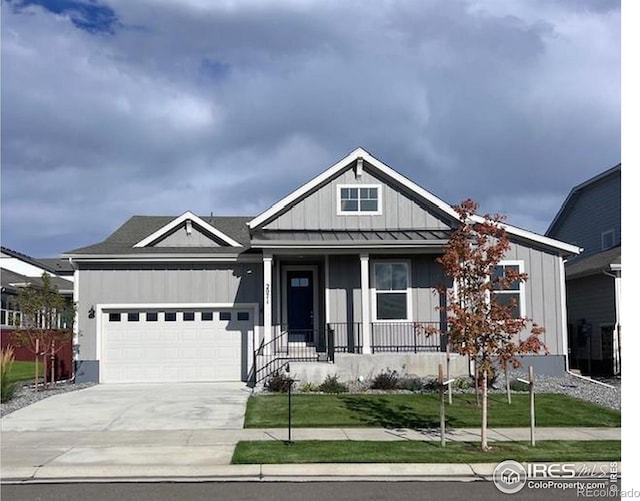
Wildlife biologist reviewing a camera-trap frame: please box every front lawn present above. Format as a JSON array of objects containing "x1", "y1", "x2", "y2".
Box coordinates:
[
  {"x1": 245, "y1": 393, "x2": 620, "y2": 428},
  {"x1": 232, "y1": 439, "x2": 621, "y2": 464}
]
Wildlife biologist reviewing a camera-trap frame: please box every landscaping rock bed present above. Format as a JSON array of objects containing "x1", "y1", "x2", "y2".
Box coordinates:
[{"x1": 1, "y1": 381, "x2": 96, "y2": 417}]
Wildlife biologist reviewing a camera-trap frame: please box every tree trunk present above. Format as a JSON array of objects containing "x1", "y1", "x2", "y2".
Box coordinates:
[
  {"x1": 474, "y1": 361, "x2": 480, "y2": 407},
  {"x1": 505, "y1": 364, "x2": 511, "y2": 404},
  {"x1": 481, "y1": 370, "x2": 488, "y2": 451}
]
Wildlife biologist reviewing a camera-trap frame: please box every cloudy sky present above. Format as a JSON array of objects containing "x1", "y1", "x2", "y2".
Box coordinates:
[{"x1": 1, "y1": 0, "x2": 621, "y2": 257}]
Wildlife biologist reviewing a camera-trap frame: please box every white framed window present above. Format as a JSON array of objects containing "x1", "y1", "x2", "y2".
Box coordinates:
[
  {"x1": 601, "y1": 229, "x2": 615, "y2": 250},
  {"x1": 490, "y1": 261, "x2": 526, "y2": 318},
  {"x1": 337, "y1": 184, "x2": 382, "y2": 215},
  {"x1": 372, "y1": 261, "x2": 411, "y2": 321}
]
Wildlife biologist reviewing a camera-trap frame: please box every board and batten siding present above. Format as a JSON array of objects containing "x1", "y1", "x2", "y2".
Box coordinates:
[
  {"x1": 153, "y1": 223, "x2": 222, "y2": 248},
  {"x1": 326, "y1": 247, "x2": 564, "y2": 355},
  {"x1": 503, "y1": 240, "x2": 566, "y2": 356},
  {"x1": 263, "y1": 165, "x2": 453, "y2": 231},
  {"x1": 76, "y1": 263, "x2": 262, "y2": 360}
]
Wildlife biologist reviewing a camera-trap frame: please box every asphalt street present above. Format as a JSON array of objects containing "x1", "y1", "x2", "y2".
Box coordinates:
[{"x1": 1, "y1": 481, "x2": 613, "y2": 501}]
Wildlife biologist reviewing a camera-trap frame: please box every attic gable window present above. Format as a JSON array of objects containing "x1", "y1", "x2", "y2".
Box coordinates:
[{"x1": 337, "y1": 185, "x2": 381, "y2": 215}]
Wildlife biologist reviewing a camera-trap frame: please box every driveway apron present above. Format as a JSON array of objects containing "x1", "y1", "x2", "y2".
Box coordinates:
[{"x1": 1, "y1": 383, "x2": 252, "y2": 472}]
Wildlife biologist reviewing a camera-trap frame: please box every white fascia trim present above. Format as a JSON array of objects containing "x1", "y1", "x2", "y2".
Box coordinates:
[
  {"x1": 63, "y1": 254, "x2": 261, "y2": 263},
  {"x1": 248, "y1": 148, "x2": 580, "y2": 255},
  {"x1": 249, "y1": 148, "x2": 460, "y2": 229},
  {"x1": 469, "y1": 214, "x2": 582, "y2": 255},
  {"x1": 133, "y1": 211, "x2": 242, "y2": 248}
]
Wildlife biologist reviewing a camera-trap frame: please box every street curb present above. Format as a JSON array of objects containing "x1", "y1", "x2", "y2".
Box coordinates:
[{"x1": 1, "y1": 461, "x2": 618, "y2": 484}]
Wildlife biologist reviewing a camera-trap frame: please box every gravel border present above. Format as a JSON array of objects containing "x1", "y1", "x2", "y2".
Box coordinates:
[{"x1": 1, "y1": 381, "x2": 96, "y2": 417}]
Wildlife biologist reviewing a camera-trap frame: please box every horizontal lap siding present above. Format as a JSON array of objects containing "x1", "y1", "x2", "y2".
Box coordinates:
[
  {"x1": 264, "y1": 166, "x2": 452, "y2": 231},
  {"x1": 77, "y1": 263, "x2": 262, "y2": 360}
]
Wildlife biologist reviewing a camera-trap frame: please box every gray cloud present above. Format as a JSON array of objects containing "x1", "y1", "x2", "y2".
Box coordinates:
[{"x1": 1, "y1": 0, "x2": 620, "y2": 256}]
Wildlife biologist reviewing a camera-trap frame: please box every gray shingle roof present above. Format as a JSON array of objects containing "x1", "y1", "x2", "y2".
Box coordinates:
[
  {"x1": 1, "y1": 268, "x2": 73, "y2": 295},
  {"x1": 565, "y1": 245, "x2": 621, "y2": 279},
  {"x1": 65, "y1": 216, "x2": 252, "y2": 255}
]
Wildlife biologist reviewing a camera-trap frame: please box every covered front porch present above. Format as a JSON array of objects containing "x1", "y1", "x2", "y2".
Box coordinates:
[{"x1": 254, "y1": 248, "x2": 450, "y2": 383}]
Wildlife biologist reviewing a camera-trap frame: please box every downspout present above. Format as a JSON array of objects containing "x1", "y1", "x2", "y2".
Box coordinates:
[
  {"x1": 603, "y1": 267, "x2": 621, "y2": 376},
  {"x1": 68, "y1": 257, "x2": 78, "y2": 382}
]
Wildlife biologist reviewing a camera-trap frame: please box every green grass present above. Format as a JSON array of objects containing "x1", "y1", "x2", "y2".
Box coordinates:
[
  {"x1": 232, "y1": 440, "x2": 621, "y2": 464},
  {"x1": 6, "y1": 361, "x2": 44, "y2": 383},
  {"x1": 245, "y1": 393, "x2": 620, "y2": 428}
]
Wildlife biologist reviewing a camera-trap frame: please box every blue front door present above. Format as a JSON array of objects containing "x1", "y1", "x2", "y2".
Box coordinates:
[{"x1": 286, "y1": 270, "x2": 314, "y2": 343}]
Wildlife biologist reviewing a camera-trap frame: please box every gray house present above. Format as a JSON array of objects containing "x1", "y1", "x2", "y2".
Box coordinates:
[
  {"x1": 64, "y1": 148, "x2": 580, "y2": 384},
  {"x1": 546, "y1": 164, "x2": 621, "y2": 376}
]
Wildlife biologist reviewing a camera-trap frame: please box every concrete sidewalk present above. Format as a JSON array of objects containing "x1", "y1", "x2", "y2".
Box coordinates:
[{"x1": 1, "y1": 426, "x2": 620, "y2": 482}]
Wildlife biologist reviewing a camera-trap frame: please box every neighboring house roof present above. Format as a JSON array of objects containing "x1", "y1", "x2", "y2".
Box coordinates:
[
  {"x1": 65, "y1": 216, "x2": 253, "y2": 257},
  {"x1": 546, "y1": 163, "x2": 621, "y2": 237},
  {"x1": 33, "y1": 258, "x2": 75, "y2": 275},
  {"x1": 250, "y1": 147, "x2": 581, "y2": 255},
  {"x1": 565, "y1": 245, "x2": 621, "y2": 280},
  {"x1": 1, "y1": 268, "x2": 73, "y2": 295}
]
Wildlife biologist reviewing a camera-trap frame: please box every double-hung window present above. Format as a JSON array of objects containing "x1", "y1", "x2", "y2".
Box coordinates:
[
  {"x1": 490, "y1": 262, "x2": 525, "y2": 318},
  {"x1": 373, "y1": 262, "x2": 410, "y2": 320},
  {"x1": 338, "y1": 185, "x2": 381, "y2": 214}
]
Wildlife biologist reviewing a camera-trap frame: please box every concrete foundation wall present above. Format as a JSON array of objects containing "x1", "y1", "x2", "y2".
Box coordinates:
[{"x1": 289, "y1": 353, "x2": 469, "y2": 385}]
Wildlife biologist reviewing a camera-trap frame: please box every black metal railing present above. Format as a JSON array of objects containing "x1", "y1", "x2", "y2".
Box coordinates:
[
  {"x1": 326, "y1": 322, "x2": 363, "y2": 355},
  {"x1": 371, "y1": 321, "x2": 444, "y2": 353},
  {"x1": 252, "y1": 326, "x2": 328, "y2": 385}
]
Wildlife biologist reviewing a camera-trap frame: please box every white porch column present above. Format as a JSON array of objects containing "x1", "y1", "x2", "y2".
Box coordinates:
[
  {"x1": 360, "y1": 253, "x2": 372, "y2": 354},
  {"x1": 263, "y1": 255, "x2": 273, "y2": 347}
]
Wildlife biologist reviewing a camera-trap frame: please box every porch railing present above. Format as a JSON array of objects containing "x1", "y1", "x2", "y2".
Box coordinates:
[
  {"x1": 252, "y1": 327, "x2": 328, "y2": 385},
  {"x1": 327, "y1": 321, "x2": 445, "y2": 355},
  {"x1": 371, "y1": 321, "x2": 444, "y2": 353}
]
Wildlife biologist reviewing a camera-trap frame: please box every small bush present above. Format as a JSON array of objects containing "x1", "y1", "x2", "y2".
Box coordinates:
[
  {"x1": 318, "y1": 374, "x2": 348, "y2": 394},
  {"x1": 508, "y1": 378, "x2": 530, "y2": 392},
  {"x1": 371, "y1": 369, "x2": 400, "y2": 390},
  {"x1": 453, "y1": 377, "x2": 471, "y2": 390},
  {"x1": 299, "y1": 382, "x2": 318, "y2": 393},
  {"x1": 397, "y1": 377, "x2": 424, "y2": 392},
  {"x1": 264, "y1": 370, "x2": 294, "y2": 393},
  {"x1": 1, "y1": 347, "x2": 17, "y2": 403}
]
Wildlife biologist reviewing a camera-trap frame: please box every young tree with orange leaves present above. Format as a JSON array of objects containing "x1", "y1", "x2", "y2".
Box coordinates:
[{"x1": 438, "y1": 199, "x2": 546, "y2": 450}]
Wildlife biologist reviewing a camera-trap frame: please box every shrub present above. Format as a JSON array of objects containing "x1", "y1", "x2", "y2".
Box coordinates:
[
  {"x1": 453, "y1": 377, "x2": 471, "y2": 390},
  {"x1": 371, "y1": 369, "x2": 400, "y2": 390},
  {"x1": 264, "y1": 370, "x2": 294, "y2": 393},
  {"x1": 318, "y1": 374, "x2": 348, "y2": 394},
  {"x1": 1, "y1": 347, "x2": 17, "y2": 403},
  {"x1": 300, "y1": 382, "x2": 318, "y2": 393},
  {"x1": 508, "y1": 378, "x2": 530, "y2": 392},
  {"x1": 397, "y1": 377, "x2": 424, "y2": 392}
]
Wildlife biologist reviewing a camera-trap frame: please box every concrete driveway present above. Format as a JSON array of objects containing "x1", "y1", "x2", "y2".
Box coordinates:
[{"x1": 1, "y1": 382, "x2": 251, "y2": 432}]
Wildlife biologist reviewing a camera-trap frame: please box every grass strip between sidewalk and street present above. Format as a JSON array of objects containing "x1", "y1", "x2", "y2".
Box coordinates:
[
  {"x1": 232, "y1": 440, "x2": 621, "y2": 464},
  {"x1": 245, "y1": 393, "x2": 620, "y2": 429}
]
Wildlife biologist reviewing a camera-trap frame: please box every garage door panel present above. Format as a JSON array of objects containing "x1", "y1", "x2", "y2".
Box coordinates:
[{"x1": 101, "y1": 308, "x2": 252, "y2": 383}]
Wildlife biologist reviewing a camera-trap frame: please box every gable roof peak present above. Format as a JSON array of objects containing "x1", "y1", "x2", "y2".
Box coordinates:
[{"x1": 133, "y1": 211, "x2": 243, "y2": 248}]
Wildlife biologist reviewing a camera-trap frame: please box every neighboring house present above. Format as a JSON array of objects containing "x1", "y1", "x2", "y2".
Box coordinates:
[
  {"x1": 64, "y1": 148, "x2": 580, "y2": 385},
  {"x1": 1, "y1": 246, "x2": 74, "y2": 327},
  {"x1": 0, "y1": 246, "x2": 75, "y2": 379},
  {"x1": 546, "y1": 164, "x2": 621, "y2": 377}
]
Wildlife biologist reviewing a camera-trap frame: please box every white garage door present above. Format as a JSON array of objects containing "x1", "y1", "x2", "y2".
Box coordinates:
[{"x1": 100, "y1": 308, "x2": 253, "y2": 383}]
